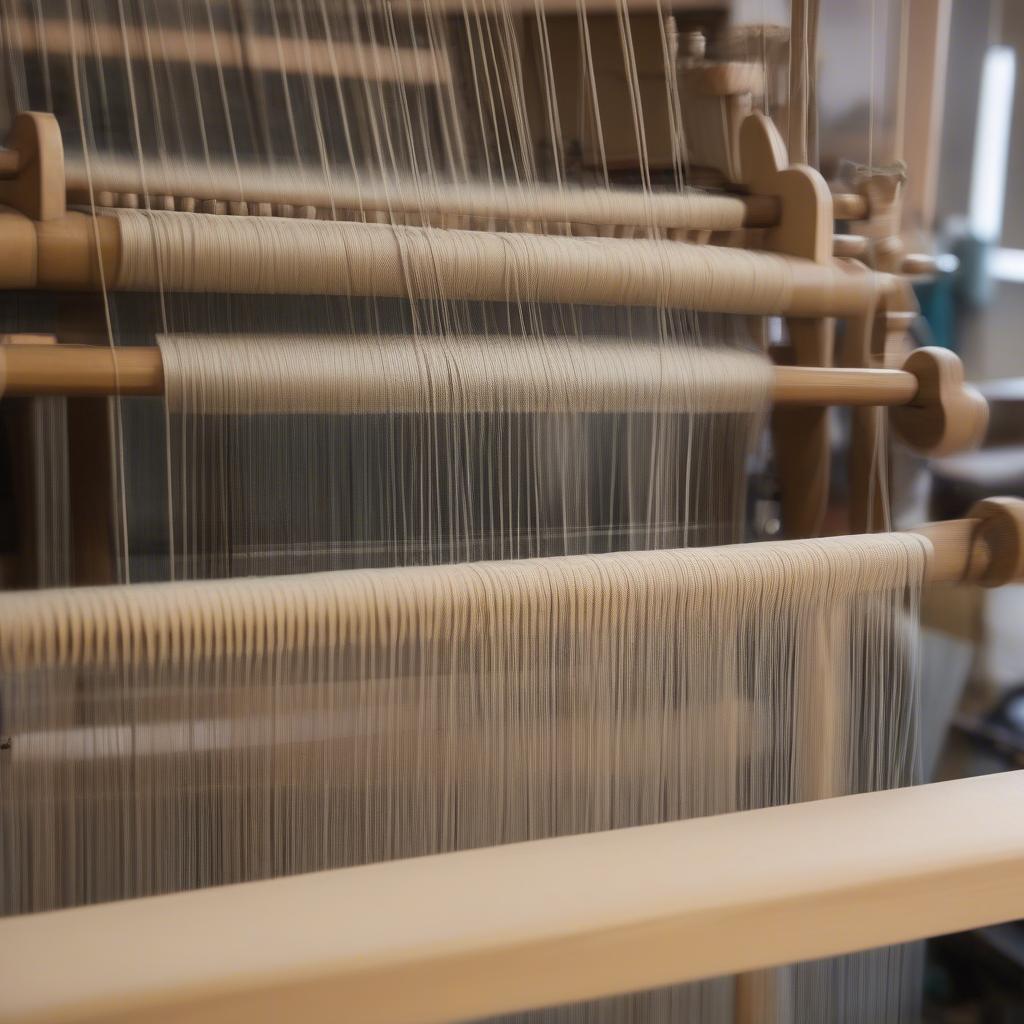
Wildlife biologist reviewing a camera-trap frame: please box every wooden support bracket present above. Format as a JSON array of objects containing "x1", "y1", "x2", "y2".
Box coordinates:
[
  {"x1": 740, "y1": 112, "x2": 834, "y2": 539},
  {"x1": 890, "y1": 348, "x2": 989, "y2": 457},
  {"x1": 0, "y1": 111, "x2": 65, "y2": 221}
]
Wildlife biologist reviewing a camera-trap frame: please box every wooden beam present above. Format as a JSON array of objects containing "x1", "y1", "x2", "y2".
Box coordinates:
[
  {"x1": 897, "y1": 0, "x2": 952, "y2": 233},
  {"x1": 1, "y1": 772, "x2": 1021, "y2": 1024}
]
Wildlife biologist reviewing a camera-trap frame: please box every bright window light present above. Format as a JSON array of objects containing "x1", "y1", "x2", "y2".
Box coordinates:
[
  {"x1": 969, "y1": 45, "x2": 1016, "y2": 243},
  {"x1": 990, "y1": 247, "x2": 1024, "y2": 283}
]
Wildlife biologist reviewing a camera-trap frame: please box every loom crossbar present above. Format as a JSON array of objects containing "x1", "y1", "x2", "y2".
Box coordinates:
[
  {"x1": 6, "y1": 209, "x2": 889, "y2": 317},
  {"x1": 1, "y1": 772, "x2": 1021, "y2": 1024},
  {"x1": 5, "y1": 15, "x2": 451, "y2": 86},
  {"x1": 0, "y1": 341, "x2": 920, "y2": 406},
  {"x1": 61, "y1": 155, "x2": 772, "y2": 231},
  {"x1": 0, "y1": 506, "x2": 1020, "y2": 674}
]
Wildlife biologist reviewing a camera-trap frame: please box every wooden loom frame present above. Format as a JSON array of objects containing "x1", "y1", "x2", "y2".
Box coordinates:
[{"x1": 0, "y1": 15, "x2": 1017, "y2": 1017}]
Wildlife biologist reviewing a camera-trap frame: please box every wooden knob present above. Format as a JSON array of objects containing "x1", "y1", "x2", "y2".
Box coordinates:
[
  {"x1": 967, "y1": 498, "x2": 1024, "y2": 587},
  {"x1": 890, "y1": 347, "x2": 989, "y2": 456}
]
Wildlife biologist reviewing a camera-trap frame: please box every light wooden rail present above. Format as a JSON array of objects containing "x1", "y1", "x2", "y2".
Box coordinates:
[{"x1": 0, "y1": 771, "x2": 1021, "y2": 1024}]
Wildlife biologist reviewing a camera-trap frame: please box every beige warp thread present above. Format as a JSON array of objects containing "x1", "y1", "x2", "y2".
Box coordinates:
[
  {"x1": 155, "y1": 331, "x2": 768, "y2": 576},
  {"x1": 0, "y1": 527, "x2": 927, "y2": 1021},
  {"x1": 0, "y1": 533, "x2": 928, "y2": 673},
  {"x1": 65, "y1": 155, "x2": 752, "y2": 233},
  {"x1": 156, "y1": 334, "x2": 772, "y2": 415},
  {"x1": 111, "y1": 209, "x2": 795, "y2": 311},
  {"x1": 4, "y1": 3, "x2": 922, "y2": 1021}
]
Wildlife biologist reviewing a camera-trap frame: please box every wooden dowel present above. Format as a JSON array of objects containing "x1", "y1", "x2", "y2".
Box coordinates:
[
  {"x1": 1, "y1": 343, "x2": 921, "y2": 407},
  {"x1": 59, "y1": 161, "x2": 862, "y2": 234},
  {"x1": 63, "y1": 156, "x2": 773, "y2": 232},
  {"x1": 1, "y1": 345, "x2": 164, "y2": 397},
  {"x1": 6, "y1": 15, "x2": 451, "y2": 86},
  {"x1": 832, "y1": 192, "x2": 869, "y2": 221},
  {"x1": 1, "y1": 772, "x2": 1021, "y2": 1024},
  {"x1": 832, "y1": 233, "x2": 869, "y2": 258}
]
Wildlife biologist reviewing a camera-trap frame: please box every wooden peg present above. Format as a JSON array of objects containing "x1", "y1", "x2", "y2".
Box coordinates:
[
  {"x1": 901, "y1": 253, "x2": 938, "y2": 277},
  {"x1": 832, "y1": 192, "x2": 869, "y2": 221},
  {"x1": 967, "y1": 498, "x2": 1024, "y2": 587},
  {"x1": 0, "y1": 111, "x2": 65, "y2": 221},
  {"x1": 833, "y1": 234, "x2": 868, "y2": 259},
  {"x1": 890, "y1": 347, "x2": 988, "y2": 457}
]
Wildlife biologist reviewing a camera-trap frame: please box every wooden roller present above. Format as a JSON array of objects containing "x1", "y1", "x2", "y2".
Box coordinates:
[
  {"x1": 0, "y1": 113, "x2": 894, "y2": 318},
  {"x1": 0, "y1": 203, "x2": 893, "y2": 317},
  {"x1": 0, "y1": 771, "x2": 1021, "y2": 1024},
  {"x1": 0, "y1": 506, "x2": 1020, "y2": 676},
  {"x1": 0, "y1": 341, "x2": 988, "y2": 453}
]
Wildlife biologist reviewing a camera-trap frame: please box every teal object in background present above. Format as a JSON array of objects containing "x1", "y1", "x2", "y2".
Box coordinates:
[
  {"x1": 914, "y1": 241, "x2": 982, "y2": 354},
  {"x1": 952, "y1": 234, "x2": 993, "y2": 309},
  {"x1": 913, "y1": 274, "x2": 956, "y2": 352}
]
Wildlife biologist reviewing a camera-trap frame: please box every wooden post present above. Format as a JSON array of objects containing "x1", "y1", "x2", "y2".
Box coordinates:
[
  {"x1": 735, "y1": 106, "x2": 834, "y2": 1024},
  {"x1": 897, "y1": 0, "x2": 952, "y2": 235},
  {"x1": 57, "y1": 298, "x2": 120, "y2": 586},
  {"x1": 0, "y1": 334, "x2": 69, "y2": 588},
  {"x1": 738, "y1": 111, "x2": 834, "y2": 540}
]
